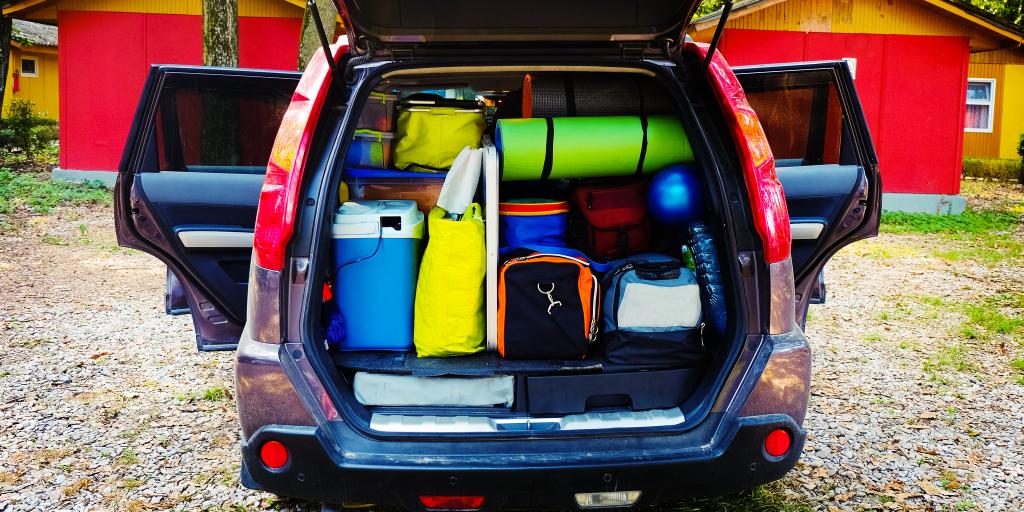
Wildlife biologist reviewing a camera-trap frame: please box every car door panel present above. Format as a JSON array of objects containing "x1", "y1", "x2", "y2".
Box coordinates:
[
  {"x1": 735, "y1": 61, "x2": 881, "y2": 327},
  {"x1": 776, "y1": 164, "x2": 864, "y2": 270},
  {"x1": 115, "y1": 66, "x2": 300, "y2": 350}
]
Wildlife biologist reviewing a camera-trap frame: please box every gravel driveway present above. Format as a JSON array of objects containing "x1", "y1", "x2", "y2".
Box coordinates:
[{"x1": 1, "y1": 182, "x2": 1022, "y2": 511}]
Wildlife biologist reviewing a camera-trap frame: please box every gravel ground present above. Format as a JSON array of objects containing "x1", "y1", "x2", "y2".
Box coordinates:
[{"x1": 1, "y1": 182, "x2": 1022, "y2": 511}]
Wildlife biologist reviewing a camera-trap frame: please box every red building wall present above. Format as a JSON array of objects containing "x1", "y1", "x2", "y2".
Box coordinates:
[
  {"x1": 717, "y1": 29, "x2": 969, "y2": 195},
  {"x1": 58, "y1": 10, "x2": 301, "y2": 172}
]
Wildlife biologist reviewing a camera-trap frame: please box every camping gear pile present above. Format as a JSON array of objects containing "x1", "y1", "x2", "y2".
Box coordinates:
[{"x1": 325, "y1": 77, "x2": 728, "y2": 410}]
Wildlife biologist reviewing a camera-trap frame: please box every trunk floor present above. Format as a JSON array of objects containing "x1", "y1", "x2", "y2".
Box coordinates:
[{"x1": 332, "y1": 350, "x2": 686, "y2": 377}]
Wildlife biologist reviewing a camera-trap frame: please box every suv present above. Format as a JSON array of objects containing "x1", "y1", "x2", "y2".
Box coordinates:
[{"x1": 114, "y1": 1, "x2": 880, "y2": 509}]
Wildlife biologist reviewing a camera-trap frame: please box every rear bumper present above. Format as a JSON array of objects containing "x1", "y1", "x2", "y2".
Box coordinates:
[{"x1": 241, "y1": 414, "x2": 805, "y2": 509}]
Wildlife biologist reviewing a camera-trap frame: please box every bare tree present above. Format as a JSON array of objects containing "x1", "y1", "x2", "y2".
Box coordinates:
[
  {"x1": 298, "y1": 0, "x2": 338, "y2": 70},
  {"x1": 201, "y1": 0, "x2": 239, "y2": 164},
  {"x1": 202, "y1": 0, "x2": 239, "y2": 67}
]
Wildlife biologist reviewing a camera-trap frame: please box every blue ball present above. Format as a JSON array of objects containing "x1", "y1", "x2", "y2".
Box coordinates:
[{"x1": 647, "y1": 164, "x2": 705, "y2": 226}]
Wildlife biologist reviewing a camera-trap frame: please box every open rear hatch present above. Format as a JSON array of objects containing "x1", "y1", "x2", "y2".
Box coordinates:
[
  {"x1": 304, "y1": 60, "x2": 748, "y2": 436},
  {"x1": 332, "y1": 0, "x2": 701, "y2": 51}
]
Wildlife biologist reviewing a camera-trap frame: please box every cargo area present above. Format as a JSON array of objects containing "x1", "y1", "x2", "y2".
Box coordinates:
[{"x1": 309, "y1": 66, "x2": 741, "y2": 432}]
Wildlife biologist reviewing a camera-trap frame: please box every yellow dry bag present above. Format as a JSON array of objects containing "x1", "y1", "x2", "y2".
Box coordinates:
[
  {"x1": 393, "y1": 106, "x2": 486, "y2": 172},
  {"x1": 413, "y1": 204, "x2": 486, "y2": 357}
]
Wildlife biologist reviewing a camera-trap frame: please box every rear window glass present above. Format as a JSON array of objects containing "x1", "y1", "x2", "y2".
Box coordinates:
[
  {"x1": 744, "y1": 81, "x2": 844, "y2": 166},
  {"x1": 156, "y1": 88, "x2": 291, "y2": 172}
]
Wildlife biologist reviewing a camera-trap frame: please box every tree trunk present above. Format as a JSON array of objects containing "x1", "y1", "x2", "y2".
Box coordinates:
[
  {"x1": 202, "y1": 0, "x2": 239, "y2": 67},
  {"x1": 0, "y1": 16, "x2": 13, "y2": 120},
  {"x1": 298, "y1": 0, "x2": 338, "y2": 70},
  {"x1": 201, "y1": 0, "x2": 240, "y2": 165}
]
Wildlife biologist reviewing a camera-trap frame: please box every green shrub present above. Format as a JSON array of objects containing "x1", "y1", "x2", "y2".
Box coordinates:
[
  {"x1": 0, "y1": 99, "x2": 58, "y2": 162},
  {"x1": 961, "y1": 157, "x2": 1022, "y2": 182},
  {"x1": 1018, "y1": 132, "x2": 1024, "y2": 183}
]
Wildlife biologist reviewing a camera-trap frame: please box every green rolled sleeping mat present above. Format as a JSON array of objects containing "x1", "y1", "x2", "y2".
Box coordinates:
[{"x1": 496, "y1": 115, "x2": 695, "y2": 181}]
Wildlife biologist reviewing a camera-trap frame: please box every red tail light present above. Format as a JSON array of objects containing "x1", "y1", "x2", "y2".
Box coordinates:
[
  {"x1": 253, "y1": 41, "x2": 350, "y2": 271},
  {"x1": 764, "y1": 428, "x2": 792, "y2": 457},
  {"x1": 685, "y1": 42, "x2": 791, "y2": 264},
  {"x1": 418, "y1": 495, "x2": 486, "y2": 510},
  {"x1": 260, "y1": 440, "x2": 289, "y2": 469}
]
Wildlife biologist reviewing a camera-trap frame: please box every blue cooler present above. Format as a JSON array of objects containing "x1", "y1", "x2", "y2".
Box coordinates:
[{"x1": 332, "y1": 200, "x2": 425, "y2": 351}]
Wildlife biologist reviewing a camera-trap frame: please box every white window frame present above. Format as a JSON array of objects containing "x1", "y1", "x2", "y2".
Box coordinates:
[
  {"x1": 20, "y1": 56, "x2": 38, "y2": 78},
  {"x1": 965, "y1": 78, "x2": 995, "y2": 133}
]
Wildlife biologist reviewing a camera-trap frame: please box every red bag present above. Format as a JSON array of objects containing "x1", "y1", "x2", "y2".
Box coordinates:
[{"x1": 570, "y1": 181, "x2": 649, "y2": 260}]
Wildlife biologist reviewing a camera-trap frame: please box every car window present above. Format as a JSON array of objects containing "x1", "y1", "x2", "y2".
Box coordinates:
[
  {"x1": 153, "y1": 87, "x2": 291, "y2": 174},
  {"x1": 742, "y1": 76, "x2": 845, "y2": 167}
]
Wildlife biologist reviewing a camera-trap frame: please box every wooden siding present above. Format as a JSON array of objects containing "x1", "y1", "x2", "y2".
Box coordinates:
[
  {"x1": 998, "y1": 64, "x2": 1024, "y2": 159},
  {"x1": 971, "y1": 47, "x2": 1024, "y2": 65},
  {"x1": 3, "y1": 46, "x2": 59, "y2": 119},
  {"x1": 963, "y1": 62, "x2": 1004, "y2": 158},
  {"x1": 54, "y1": 0, "x2": 302, "y2": 18},
  {"x1": 694, "y1": 0, "x2": 1005, "y2": 50}
]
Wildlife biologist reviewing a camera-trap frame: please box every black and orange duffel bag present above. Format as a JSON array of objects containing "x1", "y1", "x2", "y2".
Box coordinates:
[{"x1": 497, "y1": 251, "x2": 599, "y2": 359}]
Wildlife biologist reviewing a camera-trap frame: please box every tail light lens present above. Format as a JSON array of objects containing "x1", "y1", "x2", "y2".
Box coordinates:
[
  {"x1": 764, "y1": 428, "x2": 792, "y2": 457},
  {"x1": 685, "y1": 42, "x2": 791, "y2": 264},
  {"x1": 253, "y1": 41, "x2": 350, "y2": 272},
  {"x1": 418, "y1": 495, "x2": 485, "y2": 510},
  {"x1": 259, "y1": 440, "x2": 289, "y2": 469}
]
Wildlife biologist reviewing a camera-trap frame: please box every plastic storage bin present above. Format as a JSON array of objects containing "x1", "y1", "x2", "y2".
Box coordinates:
[
  {"x1": 345, "y1": 130, "x2": 395, "y2": 169},
  {"x1": 332, "y1": 200, "x2": 425, "y2": 351},
  {"x1": 345, "y1": 168, "x2": 447, "y2": 214},
  {"x1": 356, "y1": 92, "x2": 398, "y2": 131}
]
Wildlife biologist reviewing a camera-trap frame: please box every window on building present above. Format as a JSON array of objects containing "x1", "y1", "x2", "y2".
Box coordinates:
[
  {"x1": 20, "y1": 57, "x2": 37, "y2": 77},
  {"x1": 965, "y1": 78, "x2": 995, "y2": 133}
]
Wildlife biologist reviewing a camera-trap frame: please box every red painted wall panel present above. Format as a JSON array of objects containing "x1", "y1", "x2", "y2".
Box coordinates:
[
  {"x1": 58, "y1": 12, "x2": 300, "y2": 172},
  {"x1": 239, "y1": 17, "x2": 302, "y2": 70},
  {"x1": 59, "y1": 11, "x2": 151, "y2": 171},
  {"x1": 717, "y1": 28, "x2": 969, "y2": 195}
]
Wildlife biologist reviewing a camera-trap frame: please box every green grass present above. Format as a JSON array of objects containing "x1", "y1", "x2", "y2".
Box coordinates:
[
  {"x1": 881, "y1": 209, "x2": 1020, "y2": 235},
  {"x1": 880, "y1": 206, "x2": 1024, "y2": 266},
  {"x1": 0, "y1": 169, "x2": 110, "y2": 219},
  {"x1": 964, "y1": 304, "x2": 1023, "y2": 335},
  {"x1": 203, "y1": 386, "x2": 230, "y2": 402},
  {"x1": 115, "y1": 449, "x2": 139, "y2": 465},
  {"x1": 670, "y1": 482, "x2": 812, "y2": 512},
  {"x1": 924, "y1": 344, "x2": 975, "y2": 382}
]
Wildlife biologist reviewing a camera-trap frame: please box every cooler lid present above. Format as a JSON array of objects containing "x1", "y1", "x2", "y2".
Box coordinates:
[
  {"x1": 333, "y1": 200, "x2": 425, "y2": 239},
  {"x1": 333, "y1": 0, "x2": 698, "y2": 50}
]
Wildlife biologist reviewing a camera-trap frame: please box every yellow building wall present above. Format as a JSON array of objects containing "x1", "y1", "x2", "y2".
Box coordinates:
[
  {"x1": 962, "y1": 62, "x2": 1003, "y2": 158},
  {"x1": 53, "y1": 0, "x2": 303, "y2": 18},
  {"x1": 963, "y1": 47, "x2": 1024, "y2": 160},
  {"x1": 3, "y1": 46, "x2": 59, "y2": 120},
  {"x1": 999, "y1": 64, "x2": 1024, "y2": 159},
  {"x1": 692, "y1": 0, "x2": 1006, "y2": 50}
]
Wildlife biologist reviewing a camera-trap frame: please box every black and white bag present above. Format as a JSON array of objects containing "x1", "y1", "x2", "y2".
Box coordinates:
[{"x1": 600, "y1": 254, "x2": 706, "y2": 365}]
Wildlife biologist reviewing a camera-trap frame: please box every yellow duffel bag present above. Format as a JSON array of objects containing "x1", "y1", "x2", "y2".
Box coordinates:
[
  {"x1": 414, "y1": 204, "x2": 486, "y2": 357},
  {"x1": 393, "y1": 103, "x2": 486, "y2": 172}
]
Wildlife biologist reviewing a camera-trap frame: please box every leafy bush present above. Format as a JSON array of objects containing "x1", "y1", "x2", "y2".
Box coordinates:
[
  {"x1": 1018, "y1": 132, "x2": 1024, "y2": 183},
  {"x1": 0, "y1": 99, "x2": 58, "y2": 162},
  {"x1": 961, "y1": 157, "x2": 1022, "y2": 183}
]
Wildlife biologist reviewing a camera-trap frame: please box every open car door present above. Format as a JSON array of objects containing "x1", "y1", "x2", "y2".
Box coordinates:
[
  {"x1": 734, "y1": 61, "x2": 881, "y2": 328},
  {"x1": 114, "y1": 66, "x2": 301, "y2": 350}
]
